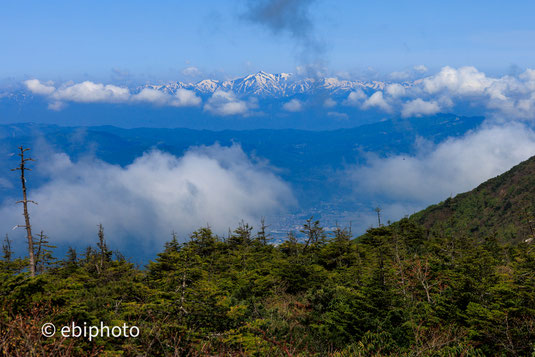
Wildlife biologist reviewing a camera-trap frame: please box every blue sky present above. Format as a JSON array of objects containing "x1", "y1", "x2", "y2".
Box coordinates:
[{"x1": 1, "y1": 0, "x2": 535, "y2": 82}]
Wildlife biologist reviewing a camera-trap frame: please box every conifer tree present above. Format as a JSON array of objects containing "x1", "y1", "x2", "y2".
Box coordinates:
[
  {"x1": 2, "y1": 234, "x2": 12, "y2": 262},
  {"x1": 34, "y1": 231, "x2": 57, "y2": 274}
]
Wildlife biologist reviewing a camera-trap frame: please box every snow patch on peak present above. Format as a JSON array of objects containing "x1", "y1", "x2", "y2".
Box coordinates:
[{"x1": 138, "y1": 71, "x2": 387, "y2": 98}]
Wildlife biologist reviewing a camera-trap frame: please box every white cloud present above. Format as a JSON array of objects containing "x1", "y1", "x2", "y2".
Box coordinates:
[
  {"x1": 349, "y1": 123, "x2": 535, "y2": 204},
  {"x1": 131, "y1": 88, "x2": 169, "y2": 105},
  {"x1": 132, "y1": 88, "x2": 201, "y2": 107},
  {"x1": 327, "y1": 111, "x2": 348, "y2": 120},
  {"x1": 385, "y1": 83, "x2": 406, "y2": 98},
  {"x1": 0, "y1": 144, "x2": 295, "y2": 245},
  {"x1": 324, "y1": 98, "x2": 336, "y2": 108},
  {"x1": 204, "y1": 90, "x2": 252, "y2": 116},
  {"x1": 182, "y1": 66, "x2": 202, "y2": 77},
  {"x1": 47, "y1": 101, "x2": 66, "y2": 111},
  {"x1": 53, "y1": 81, "x2": 130, "y2": 103},
  {"x1": 345, "y1": 66, "x2": 535, "y2": 120},
  {"x1": 174, "y1": 88, "x2": 202, "y2": 107},
  {"x1": 414, "y1": 65, "x2": 428, "y2": 73},
  {"x1": 24, "y1": 79, "x2": 203, "y2": 110},
  {"x1": 401, "y1": 98, "x2": 440, "y2": 117},
  {"x1": 362, "y1": 91, "x2": 391, "y2": 112},
  {"x1": 419, "y1": 66, "x2": 494, "y2": 96},
  {"x1": 24, "y1": 79, "x2": 55, "y2": 95},
  {"x1": 345, "y1": 89, "x2": 367, "y2": 106},
  {"x1": 283, "y1": 99, "x2": 303, "y2": 112},
  {"x1": 411, "y1": 66, "x2": 535, "y2": 119}
]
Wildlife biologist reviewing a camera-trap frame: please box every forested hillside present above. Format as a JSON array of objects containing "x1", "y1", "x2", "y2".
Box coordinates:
[
  {"x1": 2, "y1": 217, "x2": 535, "y2": 355},
  {"x1": 411, "y1": 155, "x2": 535, "y2": 242}
]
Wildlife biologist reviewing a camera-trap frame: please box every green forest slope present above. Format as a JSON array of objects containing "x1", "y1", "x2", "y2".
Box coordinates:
[{"x1": 410, "y1": 155, "x2": 535, "y2": 242}]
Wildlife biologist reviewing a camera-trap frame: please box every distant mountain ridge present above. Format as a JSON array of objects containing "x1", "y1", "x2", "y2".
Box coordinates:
[
  {"x1": 410, "y1": 155, "x2": 535, "y2": 242},
  {"x1": 142, "y1": 71, "x2": 390, "y2": 97}
]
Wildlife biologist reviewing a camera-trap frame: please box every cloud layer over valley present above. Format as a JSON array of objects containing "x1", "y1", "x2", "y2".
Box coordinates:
[
  {"x1": 347, "y1": 122, "x2": 535, "y2": 225},
  {"x1": 0, "y1": 144, "x2": 295, "y2": 246}
]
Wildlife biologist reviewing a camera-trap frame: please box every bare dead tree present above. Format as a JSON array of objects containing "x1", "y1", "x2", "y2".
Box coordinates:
[
  {"x1": 375, "y1": 207, "x2": 382, "y2": 227},
  {"x1": 11, "y1": 146, "x2": 37, "y2": 277}
]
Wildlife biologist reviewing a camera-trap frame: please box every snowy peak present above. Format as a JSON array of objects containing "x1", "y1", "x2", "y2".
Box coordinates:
[
  {"x1": 140, "y1": 71, "x2": 388, "y2": 98},
  {"x1": 228, "y1": 71, "x2": 293, "y2": 95},
  {"x1": 195, "y1": 79, "x2": 220, "y2": 93}
]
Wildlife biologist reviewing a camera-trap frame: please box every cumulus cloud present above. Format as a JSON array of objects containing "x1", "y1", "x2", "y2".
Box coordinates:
[
  {"x1": 204, "y1": 90, "x2": 254, "y2": 116},
  {"x1": 419, "y1": 66, "x2": 493, "y2": 96},
  {"x1": 362, "y1": 91, "x2": 391, "y2": 112},
  {"x1": 348, "y1": 66, "x2": 535, "y2": 119},
  {"x1": 132, "y1": 88, "x2": 201, "y2": 107},
  {"x1": 25, "y1": 79, "x2": 130, "y2": 106},
  {"x1": 52, "y1": 81, "x2": 130, "y2": 103},
  {"x1": 131, "y1": 88, "x2": 169, "y2": 105},
  {"x1": 385, "y1": 83, "x2": 406, "y2": 98},
  {"x1": 174, "y1": 88, "x2": 202, "y2": 107},
  {"x1": 348, "y1": 123, "x2": 535, "y2": 204},
  {"x1": 283, "y1": 98, "x2": 303, "y2": 112},
  {"x1": 345, "y1": 89, "x2": 367, "y2": 106},
  {"x1": 401, "y1": 98, "x2": 440, "y2": 118},
  {"x1": 412, "y1": 66, "x2": 535, "y2": 119},
  {"x1": 0, "y1": 144, "x2": 295, "y2": 245},
  {"x1": 24, "y1": 79, "x2": 201, "y2": 109},
  {"x1": 24, "y1": 79, "x2": 55, "y2": 95}
]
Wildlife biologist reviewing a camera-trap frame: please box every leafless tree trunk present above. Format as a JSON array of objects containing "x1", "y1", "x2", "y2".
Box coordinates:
[{"x1": 12, "y1": 146, "x2": 37, "y2": 277}]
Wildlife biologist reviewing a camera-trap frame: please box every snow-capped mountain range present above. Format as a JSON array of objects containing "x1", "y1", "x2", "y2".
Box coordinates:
[{"x1": 142, "y1": 71, "x2": 389, "y2": 97}]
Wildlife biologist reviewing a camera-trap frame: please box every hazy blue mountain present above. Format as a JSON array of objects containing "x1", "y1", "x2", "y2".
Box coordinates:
[
  {"x1": 0, "y1": 114, "x2": 483, "y2": 205},
  {"x1": 0, "y1": 114, "x2": 484, "y2": 261}
]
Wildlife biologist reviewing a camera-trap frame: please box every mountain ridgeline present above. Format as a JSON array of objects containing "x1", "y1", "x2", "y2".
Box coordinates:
[{"x1": 410, "y1": 155, "x2": 535, "y2": 242}]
